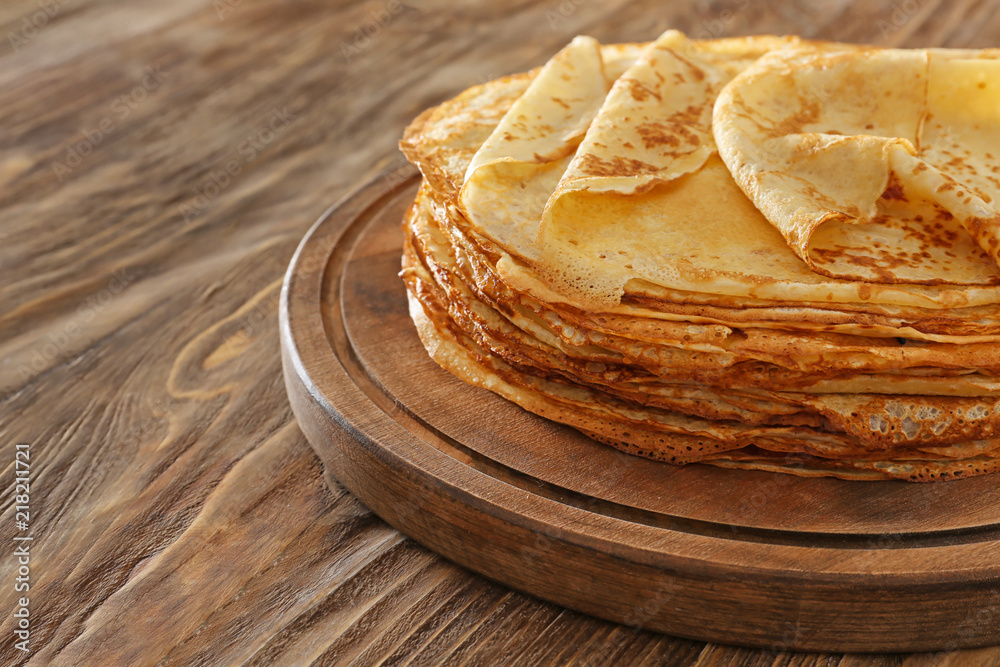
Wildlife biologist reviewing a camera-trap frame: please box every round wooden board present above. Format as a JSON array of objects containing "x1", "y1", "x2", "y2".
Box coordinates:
[{"x1": 280, "y1": 166, "x2": 1000, "y2": 653}]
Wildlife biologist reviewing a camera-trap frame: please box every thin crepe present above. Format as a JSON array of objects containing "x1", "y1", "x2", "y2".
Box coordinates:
[{"x1": 713, "y1": 47, "x2": 1000, "y2": 284}]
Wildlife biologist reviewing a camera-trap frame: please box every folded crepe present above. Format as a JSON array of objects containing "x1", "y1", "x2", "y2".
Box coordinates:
[
  {"x1": 399, "y1": 31, "x2": 1000, "y2": 481},
  {"x1": 715, "y1": 46, "x2": 1000, "y2": 285}
]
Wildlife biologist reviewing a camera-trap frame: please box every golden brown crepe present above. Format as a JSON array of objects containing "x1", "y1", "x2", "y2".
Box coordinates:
[
  {"x1": 715, "y1": 47, "x2": 1000, "y2": 285},
  {"x1": 398, "y1": 32, "x2": 1000, "y2": 481}
]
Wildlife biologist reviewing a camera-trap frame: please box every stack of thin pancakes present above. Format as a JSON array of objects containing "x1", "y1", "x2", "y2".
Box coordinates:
[{"x1": 398, "y1": 31, "x2": 1000, "y2": 481}]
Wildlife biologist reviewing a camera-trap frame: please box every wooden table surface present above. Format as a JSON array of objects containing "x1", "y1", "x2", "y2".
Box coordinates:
[{"x1": 2, "y1": 1, "x2": 999, "y2": 665}]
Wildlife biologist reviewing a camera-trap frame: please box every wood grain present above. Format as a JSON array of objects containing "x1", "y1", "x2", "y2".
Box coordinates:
[{"x1": 1, "y1": 0, "x2": 999, "y2": 664}]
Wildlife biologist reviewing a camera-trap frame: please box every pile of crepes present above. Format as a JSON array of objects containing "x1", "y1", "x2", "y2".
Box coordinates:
[{"x1": 399, "y1": 31, "x2": 1000, "y2": 481}]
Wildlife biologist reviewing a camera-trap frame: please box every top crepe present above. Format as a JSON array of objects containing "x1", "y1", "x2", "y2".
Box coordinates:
[{"x1": 458, "y1": 31, "x2": 1000, "y2": 311}]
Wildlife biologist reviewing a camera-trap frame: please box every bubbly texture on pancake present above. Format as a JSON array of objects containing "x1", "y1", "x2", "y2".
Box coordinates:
[{"x1": 399, "y1": 32, "x2": 1000, "y2": 481}]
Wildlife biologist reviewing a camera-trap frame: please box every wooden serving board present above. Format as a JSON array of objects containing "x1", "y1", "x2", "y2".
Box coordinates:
[{"x1": 280, "y1": 166, "x2": 1000, "y2": 653}]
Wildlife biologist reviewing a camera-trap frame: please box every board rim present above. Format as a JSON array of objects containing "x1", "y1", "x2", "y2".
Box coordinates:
[{"x1": 280, "y1": 164, "x2": 1000, "y2": 652}]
